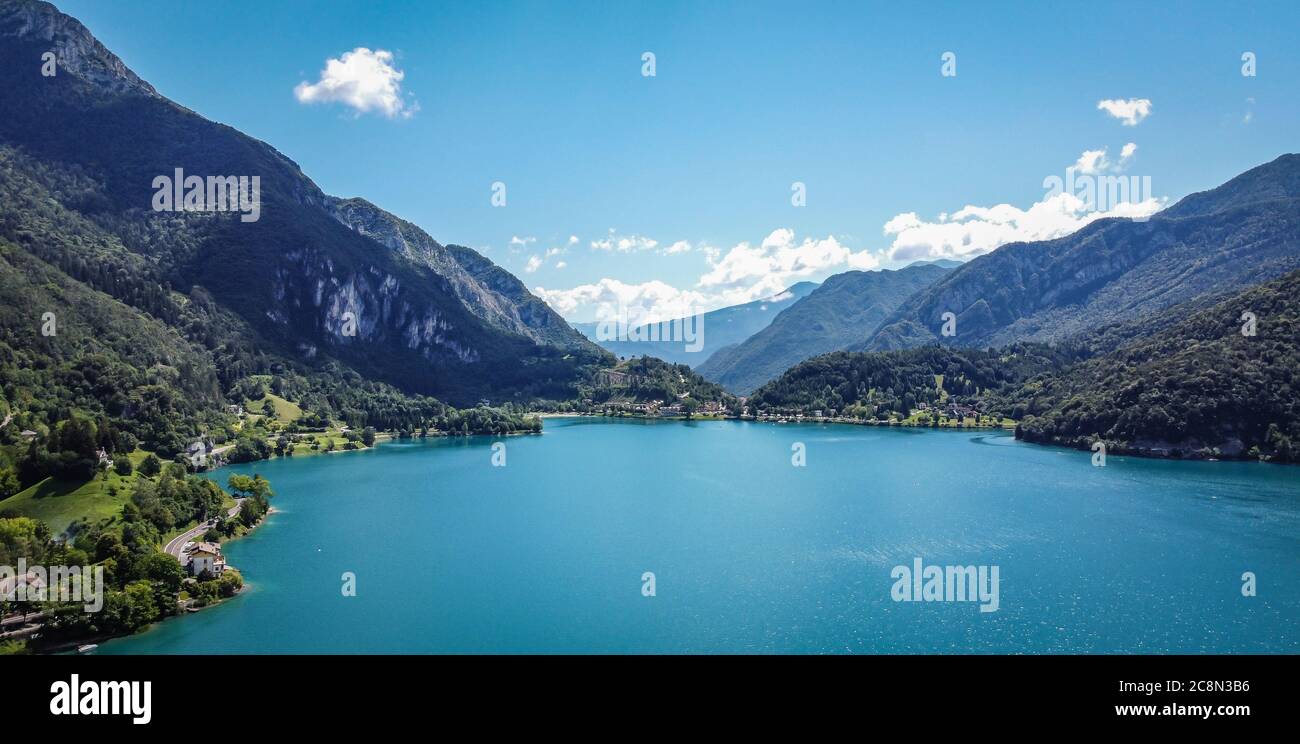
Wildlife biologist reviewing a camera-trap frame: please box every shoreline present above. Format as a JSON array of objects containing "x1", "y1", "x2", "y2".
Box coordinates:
[
  {"x1": 543, "y1": 410, "x2": 1010, "y2": 429},
  {"x1": 216, "y1": 425, "x2": 542, "y2": 468},
  {"x1": 61, "y1": 508, "x2": 274, "y2": 654},
  {"x1": 540, "y1": 411, "x2": 1287, "y2": 465},
  {"x1": 18, "y1": 503, "x2": 278, "y2": 655},
  {"x1": 76, "y1": 413, "x2": 1300, "y2": 656},
  {"x1": 57, "y1": 414, "x2": 1289, "y2": 655}
]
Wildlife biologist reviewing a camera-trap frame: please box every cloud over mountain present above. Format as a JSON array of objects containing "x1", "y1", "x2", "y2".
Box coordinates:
[
  {"x1": 537, "y1": 229, "x2": 880, "y2": 322},
  {"x1": 882, "y1": 148, "x2": 1163, "y2": 262}
]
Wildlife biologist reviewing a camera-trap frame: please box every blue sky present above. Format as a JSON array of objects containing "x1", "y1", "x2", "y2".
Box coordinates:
[{"x1": 58, "y1": 0, "x2": 1300, "y2": 321}]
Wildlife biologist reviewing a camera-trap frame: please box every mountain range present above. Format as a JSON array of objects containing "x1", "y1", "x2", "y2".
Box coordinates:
[
  {"x1": 750, "y1": 262, "x2": 1300, "y2": 462},
  {"x1": 572, "y1": 281, "x2": 818, "y2": 366},
  {"x1": 744, "y1": 156, "x2": 1300, "y2": 460},
  {"x1": 695, "y1": 156, "x2": 1299, "y2": 400},
  {"x1": 696, "y1": 262, "x2": 954, "y2": 394},
  {"x1": 858, "y1": 156, "x2": 1300, "y2": 352},
  {"x1": 0, "y1": 0, "x2": 607, "y2": 413},
  {"x1": 2, "y1": 0, "x2": 1299, "y2": 467}
]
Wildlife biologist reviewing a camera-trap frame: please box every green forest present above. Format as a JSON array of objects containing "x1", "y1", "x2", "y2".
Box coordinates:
[{"x1": 749, "y1": 269, "x2": 1300, "y2": 462}]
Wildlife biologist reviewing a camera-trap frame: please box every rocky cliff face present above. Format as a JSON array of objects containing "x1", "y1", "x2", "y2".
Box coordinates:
[
  {"x1": 0, "y1": 0, "x2": 156, "y2": 96},
  {"x1": 325, "y1": 197, "x2": 595, "y2": 352},
  {"x1": 271, "y1": 248, "x2": 479, "y2": 364}
]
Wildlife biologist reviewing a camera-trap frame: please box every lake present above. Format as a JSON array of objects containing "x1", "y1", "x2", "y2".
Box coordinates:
[{"x1": 99, "y1": 417, "x2": 1300, "y2": 653}]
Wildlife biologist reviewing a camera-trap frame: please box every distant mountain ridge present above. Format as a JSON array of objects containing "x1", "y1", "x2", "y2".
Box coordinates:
[
  {"x1": 859, "y1": 154, "x2": 1300, "y2": 352},
  {"x1": 697, "y1": 263, "x2": 953, "y2": 394},
  {"x1": 572, "y1": 282, "x2": 819, "y2": 366},
  {"x1": 904, "y1": 258, "x2": 964, "y2": 269}
]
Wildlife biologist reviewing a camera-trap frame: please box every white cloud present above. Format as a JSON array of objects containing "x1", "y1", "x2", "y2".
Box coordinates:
[
  {"x1": 697, "y1": 228, "x2": 880, "y2": 302},
  {"x1": 1097, "y1": 98, "x2": 1152, "y2": 126},
  {"x1": 590, "y1": 230, "x2": 658, "y2": 253},
  {"x1": 535, "y1": 279, "x2": 710, "y2": 325},
  {"x1": 880, "y1": 146, "x2": 1168, "y2": 261},
  {"x1": 1074, "y1": 149, "x2": 1110, "y2": 175},
  {"x1": 517, "y1": 242, "x2": 567, "y2": 273},
  {"x1": 538, "y1": 229, "x2": 884, "y2": 321},
  {"x1": 883, "y1": 193, "x2": 1163, "y2": 263},
  {"x1": 539, "y1": 141, "x2": 1164, "y2": 317},
  {"x1": 295, "y1": 48, "x2": 416, "y2": 119},
  {"x1": 1074, "y1": 144, "x2": 1137, "y2": 175},
  {"x1": 588, "y1": 230, "x2": 699, "y2": 255}
]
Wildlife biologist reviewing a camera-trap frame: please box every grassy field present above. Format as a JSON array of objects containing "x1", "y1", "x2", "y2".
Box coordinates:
[
  {"x1": 285, "y1": 428, "x2": 375, "y2": 456},
  {"x1": 0, "y1": 447, "x2": 242, "y2": 542},
  {"x1": 244, "y1": 393, "x2": 303, "y2": 423},
  {"x1": 1, "y1": 399, "x2": 368, "y2": 540},
  {"x1": 0, "y1": 450, "x2": 152, "y2": 536}
]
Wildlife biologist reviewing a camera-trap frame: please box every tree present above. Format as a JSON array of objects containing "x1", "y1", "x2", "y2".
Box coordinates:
[
  {"x1": 227, "y1": 474, "x2": 273, "y2": 503},
  {"x1": 139, "y1": 453, "x2": 162, "y2": 477},
  {"x1": 218, "y1": 571, "x2": 243, "y2": 597},
  {"x1": 195, "y1": 479, "x2": 225, "y2": 521},
  {"x1": 114, "y1": 457, "x2": 133, "y2": 476},
  {"x1": 361, "y1": 426, "x2": 376, "y2": 446},
  {"x1": 0, "y1": 516, "x2": 51, "y2": 566},
  {"x1": 227, "y1": 437, "x2": 270, "y2": 463},
  {"x1": 140, "y1": 552, "x2": 185, "y2": 593},
  {"x1": 191, "y1": 581, "x2": 219, "y2": 607},
  {"x1": 123, "y1": 580, "x2": 160, "y2": 629},
  {"x1": 238, "y1": 497, "x2": 262, "y2": 527},
  {"x1": 0, "y1": 467, "x2": 20, "y2": 500}
]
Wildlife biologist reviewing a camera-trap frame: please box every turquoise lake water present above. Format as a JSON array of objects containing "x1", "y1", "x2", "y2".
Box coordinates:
[{"x1": 99, "y1": 417, "x2": 1300, "y2": 653}]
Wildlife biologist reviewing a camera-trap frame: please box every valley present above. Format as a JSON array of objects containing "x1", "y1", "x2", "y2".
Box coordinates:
[{"x1": 2, "y1": 0, "x2": 1298, "y2": 661}]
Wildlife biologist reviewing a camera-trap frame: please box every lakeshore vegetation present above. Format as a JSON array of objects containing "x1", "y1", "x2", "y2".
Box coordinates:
[
  {"x1": 0, "y1": 467, "x2": 268, "y2": 654},
  {"x1": 748, "y1": 268, "x2": 1300, "y2": 463}
]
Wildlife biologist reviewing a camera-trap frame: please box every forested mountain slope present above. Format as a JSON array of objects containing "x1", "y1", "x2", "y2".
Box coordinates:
[
  {"x1": 698, "y1": 263, "x2": 951, "y2": 394},
  {"x1": 860, "y1": 155, "x2": 1300, "y2": 352}
]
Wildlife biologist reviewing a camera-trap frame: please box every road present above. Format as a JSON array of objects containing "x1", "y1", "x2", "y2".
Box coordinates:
[
  {"x1": 164, "y1": 442, "x2": 241, "y2": 559},
  {"x1": 163, "y1": 500, "x2": 244, "y2": 560}
]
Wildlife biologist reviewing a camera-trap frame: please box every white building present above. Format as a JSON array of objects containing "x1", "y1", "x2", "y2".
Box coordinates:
[{"x1": 187, "y1": 542, "x2": 226, "y2": 577}]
